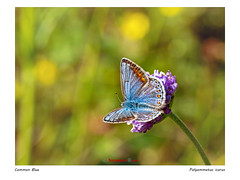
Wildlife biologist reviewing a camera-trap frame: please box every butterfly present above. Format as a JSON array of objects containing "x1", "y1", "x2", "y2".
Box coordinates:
[{"x1": 103, "y1": 58, "x2": 166, "y2": 123}]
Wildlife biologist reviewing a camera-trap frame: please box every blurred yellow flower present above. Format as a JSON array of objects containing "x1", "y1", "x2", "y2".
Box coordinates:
[
  {"x1": 120, "y1": 12, "x2": 150, "y2": 41},
  {"x1": 34, "y1": 58, "x2": 58, "y2": 86},
  {"x1": 159, "y1": 7, "x2": 183, "y2": 17}
]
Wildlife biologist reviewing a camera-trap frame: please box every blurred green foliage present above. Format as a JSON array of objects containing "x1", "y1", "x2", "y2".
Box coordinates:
[{"x1": 15, "y1": 7, "x2": 225, "y2": 165}]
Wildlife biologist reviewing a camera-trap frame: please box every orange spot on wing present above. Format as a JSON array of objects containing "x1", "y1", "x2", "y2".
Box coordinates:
[
  {"x1": 141, "y1": 77, "x2": 146, "y2": 83},
  {"x1": 157, "y1": 95, "x2": 161, "y2": 98},
  {"x1": 157, "y1": 101, "x2": 160, "y2": 104}
]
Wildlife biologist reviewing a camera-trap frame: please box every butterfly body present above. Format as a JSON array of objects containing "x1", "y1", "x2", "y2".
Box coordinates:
[
  {"x1": 122, "y1": 100, "x2": 161, "y2": 112},
  {"x1": 103, "y1": 58, "x2": 166, "y2": 124},
  {"x1": 121, "y1": 100, "x2": 137, "y2": 110}
]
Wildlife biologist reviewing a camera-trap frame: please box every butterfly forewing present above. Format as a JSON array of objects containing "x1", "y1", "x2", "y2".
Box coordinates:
[
  {"x1": 120, "y1": 58, "x2": 149, "y2": 101},
  {"x1": 103, "y1": 107, "x2": 135, "y2": 123}
]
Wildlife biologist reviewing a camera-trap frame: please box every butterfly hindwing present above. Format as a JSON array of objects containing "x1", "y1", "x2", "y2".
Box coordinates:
[
  {"x1": 134, "y1": 76, "x2": 166, "y2": 108},
  {"x1": 132, "y1": 107, "x2": 162, "y2": 122},
  {"x1": 103, "y1": 107, "x2": 135, "y2": 123}
]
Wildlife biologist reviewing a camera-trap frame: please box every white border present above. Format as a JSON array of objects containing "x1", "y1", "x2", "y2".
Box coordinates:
[{"x1": 12, "y1": 0, "x2": 227, "y2": 7}]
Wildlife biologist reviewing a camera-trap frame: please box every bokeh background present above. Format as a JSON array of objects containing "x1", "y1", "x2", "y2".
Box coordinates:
[{"x1": 15, "y1": 7, "x2": 225, "y2": 165}]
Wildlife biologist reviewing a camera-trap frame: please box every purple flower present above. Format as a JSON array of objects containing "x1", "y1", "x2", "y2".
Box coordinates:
[{"x1": 127, "y1": 70, "x2": 177, "y2": 133}]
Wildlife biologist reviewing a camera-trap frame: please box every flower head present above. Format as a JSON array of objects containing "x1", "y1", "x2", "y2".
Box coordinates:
[
  {"x1": 34, "y1": 58, "x2": 58, "y2": 86},
  {"x1": 127, "y1": 70, "x2": 177, "y2": 133},
  {"x1": 159, "y1": 7, "x2": 183, "y2": 17},
  {"x1": 120, "y1": 12, "x2": 150, "y2": 41}
]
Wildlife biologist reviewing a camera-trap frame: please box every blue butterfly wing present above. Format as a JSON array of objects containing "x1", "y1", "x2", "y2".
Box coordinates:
[
  {"x1": 132, "y1": 77, "x2": 166, "y2": 122},
  {"x1": 120, "y1": 58, "x2": 149, "y2": 101},
  {"x1": 132, "y1": 108, "x2": 162, "y2": 121},
  {"x1": 103, "y1": 107, "x2": 135, "y2": 123},
  {"x1": 134, "y1": 76, "x2": 166, "y2": 108}
]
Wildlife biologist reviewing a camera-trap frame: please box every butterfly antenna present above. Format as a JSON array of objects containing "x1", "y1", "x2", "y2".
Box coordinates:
[{"x1": 115, "y1": 93, "x2": 123, "y2": 104}]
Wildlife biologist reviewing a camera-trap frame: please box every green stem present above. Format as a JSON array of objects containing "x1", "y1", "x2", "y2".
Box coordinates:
[{"x1": 169, "y1": 112, "x2": 211, "y2": 165}]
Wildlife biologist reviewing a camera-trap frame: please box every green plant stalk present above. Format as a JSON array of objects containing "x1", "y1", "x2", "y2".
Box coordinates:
[
  {"x1": 169, "y1": 112, "x2": 211, "y2": 165},
  {"x1": 17, "y1": 8, "x2": 35, "y2": 165}
]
